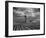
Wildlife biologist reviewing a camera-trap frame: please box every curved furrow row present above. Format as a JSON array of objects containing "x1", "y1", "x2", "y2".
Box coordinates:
[{"x1": 22, "y1": 25, "x2": 30, "y2": 30}]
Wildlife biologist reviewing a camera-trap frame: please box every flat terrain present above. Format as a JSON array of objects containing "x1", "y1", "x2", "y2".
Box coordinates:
[
  {"x1": 13, "y1": 16, "x2": 40, "y2": 31},
  {"x1": 13, "y1": 8, "x2": 40, "y2": 31}
]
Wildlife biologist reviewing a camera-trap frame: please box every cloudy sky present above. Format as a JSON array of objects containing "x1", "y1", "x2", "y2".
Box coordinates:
[{"x1": 13, "y1": 7, "x2": 40, "y2": 17}]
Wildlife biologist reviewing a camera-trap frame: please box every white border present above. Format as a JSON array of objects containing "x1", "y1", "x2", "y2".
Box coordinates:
[{"x1": 8, "y1": 2, "x2": 44, "y2": 36}]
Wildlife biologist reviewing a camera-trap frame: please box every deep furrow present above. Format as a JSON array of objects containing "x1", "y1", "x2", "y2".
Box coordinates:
[
  {"x1": 21, "y1": 25, "x2": 25, "y2": 30},
  {"x1": 22, "y1": 25, "x2": 29, "y2": 30},
  {"x1": 16, "y1": 25, "x2": 19, "y2": 30},
  {"x1": 13, "y1": 25, "x2": 17, "y2": 30},
  {"x1": 24, "y1": 26, "x2": 31, "y2": 30}
]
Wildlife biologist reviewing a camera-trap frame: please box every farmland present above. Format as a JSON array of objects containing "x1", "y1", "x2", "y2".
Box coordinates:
[{"x1": 13, "y1": 7, "x2": 40, "y2": 31}]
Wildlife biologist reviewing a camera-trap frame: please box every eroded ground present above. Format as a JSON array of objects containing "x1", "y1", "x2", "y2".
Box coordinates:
[{"x1": 13, "y1": 7, "x2": 40, "y2": 30}]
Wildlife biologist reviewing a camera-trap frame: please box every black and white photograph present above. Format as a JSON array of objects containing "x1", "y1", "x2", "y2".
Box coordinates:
[
  {"x1": 13, "y1": 7, "x2": 40, "y2": 30},
  {"x1": 5, "y1": 1, "x2": 45, "y2": 37}
]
